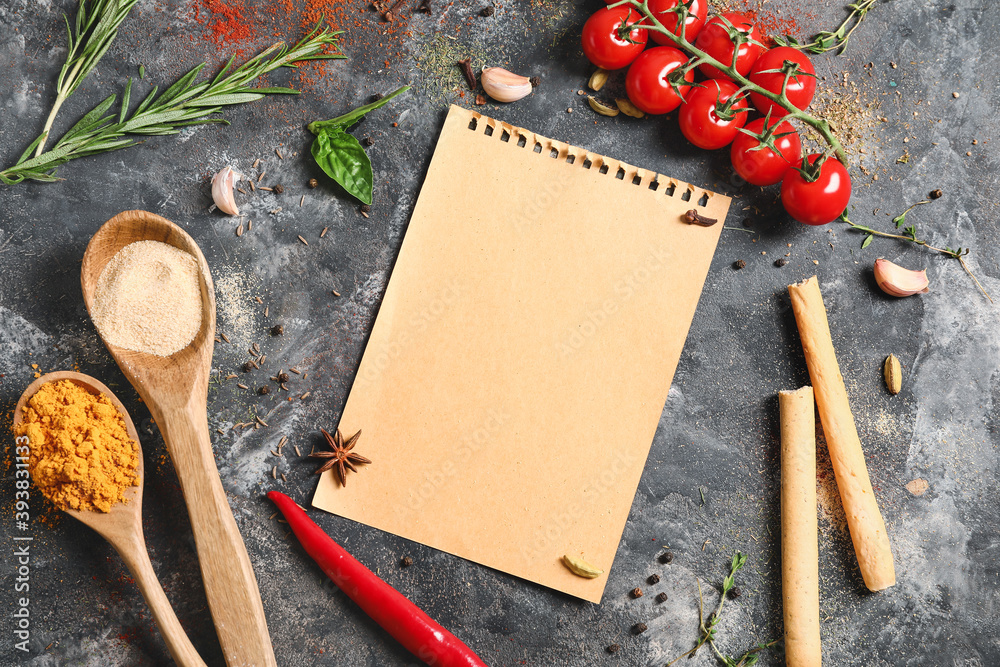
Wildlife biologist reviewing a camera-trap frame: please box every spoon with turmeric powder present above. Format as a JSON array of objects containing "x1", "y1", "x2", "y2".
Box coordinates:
[{"x1": 14, "y1": 371, "x2": 207, "y2": 667}]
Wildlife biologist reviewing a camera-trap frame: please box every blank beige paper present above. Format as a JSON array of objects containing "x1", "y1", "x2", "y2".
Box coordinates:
[{"x1": 313, "y1": 105, "x2": 731, "y2": 602}]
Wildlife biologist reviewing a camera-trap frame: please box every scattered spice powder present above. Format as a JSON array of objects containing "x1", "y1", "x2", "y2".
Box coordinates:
[{"x1": 17, "y1": 381, "x2": 140, "y2": 512}]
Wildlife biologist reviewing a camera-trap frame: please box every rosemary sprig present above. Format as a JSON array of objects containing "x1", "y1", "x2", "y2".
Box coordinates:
[
  {"x1": 774, "y1": 0, "x2": 884, "y2": 55},
  {"x1": 666, "y1": 552, "x2": 779, "y2": 667},
  {"x1": 1, "y1": 22, "x2": 344, "y2": 185},
  {"x1": 840, "y1": 206, "x2": 991, "y2": 302},
  {"x1": 36, "y1": 0, "x2": 141, "y2": 157}
]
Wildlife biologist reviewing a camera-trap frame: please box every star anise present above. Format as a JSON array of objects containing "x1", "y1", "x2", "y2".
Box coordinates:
[{"x1": 310, "y1": 428, "x2": 371, "y2": 486}]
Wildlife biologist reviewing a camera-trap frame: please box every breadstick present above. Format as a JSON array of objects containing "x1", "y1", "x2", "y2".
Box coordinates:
[
  {"x1": 780, "y1": 386, "x2": 821, "y2": 667},
  {"x1": 788, "y1": 276, "x2": 895, "y2": 591}
]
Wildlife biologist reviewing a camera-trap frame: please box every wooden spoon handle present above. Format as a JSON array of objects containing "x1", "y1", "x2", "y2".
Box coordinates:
[
  {"x1": 114, "y1": 529, "x2": 209, "y2": 667},
  {"x1": 159, "y1": 405, "x2": 277, "y2": 667}
]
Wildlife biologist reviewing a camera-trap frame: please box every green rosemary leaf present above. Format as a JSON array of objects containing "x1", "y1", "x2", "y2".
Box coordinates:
[
  {"x1": 132, "y1": 86, "x2": 159, "y2": 116},
  {"x1": 139, "y1": 64, "x2": 145, "y2": 79},
  {"x1": 240, "y1": 87, "x2": 300, "y2": 95},
  {"x1": 15, "y1": 134, "x2": 47, "y2": 165},
  {"x1": 861, "y1": 233, "x2": 873, "y2": 249},
  {"x1": 185, "y1": 92, "x2": 265, "y2": 107},
  {"x1": 157, "y1": 63, "x2": 206, "y2": 106},
  {"x1": 119, "y1": 78, "x2": 133, "y2": 124}
]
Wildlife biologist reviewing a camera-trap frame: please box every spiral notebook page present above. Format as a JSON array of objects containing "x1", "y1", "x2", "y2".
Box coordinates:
[{"x1": 313, "y1": 105, "x2": 731, "y2": 602}]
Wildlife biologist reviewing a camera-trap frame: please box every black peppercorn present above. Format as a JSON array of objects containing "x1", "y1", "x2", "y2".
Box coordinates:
[
  {"x1": 734, "y1": 259, "x2": 746, "y2": 270},
  {"x1": 242, "y1": 361, "x2": 254, "y2": 373},
  {"x1": 273, "y1": 184, "x2": 284, "y2": 194},
  {"x1": 655, "y1": 592, "x2": 668, "y2": 603},
  {"x1": 648, "y1": 573, "x2": 660, "y2": 585},
  {"x1": 371, "y1": 92, "x2": 384, "y2": 102},
  {"x1": 258, "y1": 386, "x2": 270, "y2": 395},
  {"x1": 362, "y1": 136, "x2": 374, "y2": 147},
  {"x1": 631, "y1": 622, "x2": 647, "y2": 635},
  {"x1": 630, "y1": 587, "x2": 643, "y2": 599},
  {"x1": 606, "y1": 644, "x2": 620, "y2": 654},
  {"x1": 271, "y1": 324, "x2": 284, "y2": 336},
  {"x1": 774, "y1": 258, "x2": 788, "y2": 267},
  {"x1": 729, "y1": 586, "x2": 742, "y2": 599},
  {"x1": 400, "y1": 556, "x2": 413, "y2": 567},
  {"x1": 479, "y1": 5, "x2": 494, "y2": 16},
  {"x1": 658, "y1": 551, "x2": 674, "y2": 564},
  {"x1": 529, "y1": 76, "x2": 540, "y2": 87},
  {"x1": 360, "y1": 204, "x2": 372, "y2": 213},
  {"x1": 277, "y1": 372, "x2": 289, "y2": 383},
  {"x1": 308, "y1": 178, "x2": 319, "y2": 188},
  {"x1": 929, "y1": 188, "x2": 943, "y2": 199}
]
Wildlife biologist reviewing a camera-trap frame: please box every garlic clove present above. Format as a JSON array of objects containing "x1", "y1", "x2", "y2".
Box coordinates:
[
  {"x1": 481, "y1": 67, "x2": 533, "y2": 103},
  {"x1": 212, "y1": 165, "x2": 242, "y2": 215},
  {"x1": 874, "y1": 258, "x2": 930, "y2": 297}
]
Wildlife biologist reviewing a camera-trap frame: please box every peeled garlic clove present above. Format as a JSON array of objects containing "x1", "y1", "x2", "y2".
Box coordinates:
[
  {"x1": 481, "y1": 67, "x2": 533, "y2": 103},
  {"x1": 874, "y1": 258, "x2": 930, "y2": 297},
  {"x1": 212, "y1": 165, "x2": 241, "y2": 215}
]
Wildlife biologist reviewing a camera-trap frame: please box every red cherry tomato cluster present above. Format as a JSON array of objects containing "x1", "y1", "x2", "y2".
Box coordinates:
[{"x1": 580, "y1": 4, "x2": 849, "y2": 225}]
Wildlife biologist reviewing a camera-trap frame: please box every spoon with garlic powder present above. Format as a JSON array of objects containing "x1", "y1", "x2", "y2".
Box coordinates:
[
  {"x1": 14, "y1": 372, "x2": 207, "y2": 667},
  {"x1": 81, "y1": 210, "x2": 277, "y2": 667}
]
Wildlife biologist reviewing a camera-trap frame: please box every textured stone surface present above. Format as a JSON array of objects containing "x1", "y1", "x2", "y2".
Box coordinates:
[{"x1": 1, "y1": 0, "x2": 999, "y2": 665}]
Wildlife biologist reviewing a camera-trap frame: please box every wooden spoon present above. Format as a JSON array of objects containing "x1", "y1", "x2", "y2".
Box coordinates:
[
  {"x1": 80, "y1": 210, "x2": 277, "y2": 667},
  {"x1": 13, "y1": 372, "x2": 207, "y2": 667}
]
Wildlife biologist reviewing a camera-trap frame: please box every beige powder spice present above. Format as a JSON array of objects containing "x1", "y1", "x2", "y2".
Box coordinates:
[{"x1": 92, "y1": 240, "x2": 203, "y2": 356}]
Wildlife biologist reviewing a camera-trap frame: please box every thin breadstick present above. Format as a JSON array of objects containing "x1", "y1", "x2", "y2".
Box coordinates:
[
  {"x1": 780, "y1": 386, "x2": 821, "y2": 667},
  {"x1": 788, "y1": 276, "x2": 895, "y2": 592}
]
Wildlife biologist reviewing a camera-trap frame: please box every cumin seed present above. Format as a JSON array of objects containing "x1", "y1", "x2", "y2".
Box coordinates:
[
  {"x1": 247, "y1": 219, "x2": 253, "y2": 230},
  {"x1": 253, "y1": 159, "x2": 261, "y2": 169},
  {"x1": 255, "y1": 297, "x2": 263, "y2": 304},
  {"x1": 249, "y1": 180, "x2": 256, "y2": 192},
  {"x1": 281, "y1": 473, "x2": 287, "y2": 482},
  {"x1": 217, "y1": 428, "x2": 225, "y2": 435},
  {"x1": 237, "y1": 383, "x2": 249, "y2": 389},
  {"x1": 264, "y1": 306, "x2": 269, "y2": 317},
  {"x1": 294, "y1": 445, "x2": 301, "y2": 456},
  {"x1": 259, "y1": 186, "x2": 273, "y2": 192},
  {"x1": 300, "y1": 195, "x2": 305, "y2": 207},
  {"x1": 269, "y1": 511, "x2": 277, "y2": 520},
  {"x1": 258, "y1": 171, "x2": 266, "y2": 183},
  {"x1": 225, "y1": 373, "x2": 237, "y2": 379},
  {"x1": 236, "y1": 223, "x2": 244, "y2": 237},
  {"x1": 271, "y1": 466, "x2": 277, "y2": 479},
  {"x1": 300, "y1": 392, "x2": 310, "y2": 399},
  {"x1": 270, "y1": 449, "x2": 279, "y2": 456},
  {"x1": 297, "y1": 235, "x2": 309, "y2": 245},
  {"x1": 320, "y1": 227, "x2": 328, "y2": 238},
  {"x1": 289, "y1": 367, "x2": 301, "y2": 374},
  {"x1": 220, "y1": 332, "x2": 230, "y2": 343},
  {"x1": 332, "y1": 290, "x2": 340, "y2": 297},
  {"x1": 276, "y1": 148, "x2": 284, "y2": 159}
]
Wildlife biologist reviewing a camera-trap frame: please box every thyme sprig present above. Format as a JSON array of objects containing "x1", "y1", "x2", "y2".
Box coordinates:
[
  {"x1": 840, "y1": 206, "x2": 991, "y2": 302},
  {"x1": 774, "y1": 0, "x2": 883, "y2": 55},
  {"x1": 611, "y1": 0, "x2": 847, "y2": 164},
  {"x1": 667, "y1": 552, "x2": 779, "y2": 667},
  {"x1": 35, "y1": 0, "x2": 142, "y2": 157},
  {"x1": 1, "y1": 22, "x2": 344, "y2": 185}
]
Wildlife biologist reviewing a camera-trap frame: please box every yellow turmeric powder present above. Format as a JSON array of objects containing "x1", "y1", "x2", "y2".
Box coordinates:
[{"x1": 15, "y1": 380, "x2": 140, "y2": 512}]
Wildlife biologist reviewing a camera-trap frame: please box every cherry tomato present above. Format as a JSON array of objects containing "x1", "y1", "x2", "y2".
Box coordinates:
[
  {"x1": 694, "y1": 12, "x2": 764, "y2": 80},
  {"x1": 781, "y1": 154, "x2": 852, "y2": 225},
  {"x1": 625, "y1": 47, "x2": 694, "y2": 115},
  {"x1": 730, "y1": 118, "x2": 802, "y2": 186},
  {"x1": 748, "y1": 47, "x2": 817, "y2": 117},
  {"x1": 646, "y1": 0, "x2": 708, "y2": 45},
  {"x1": 581, "y1": 6, "x2": 648, "y2": 71},
  {"x1": 678, "y1": 79, "x2": 749, "y2": 150}
]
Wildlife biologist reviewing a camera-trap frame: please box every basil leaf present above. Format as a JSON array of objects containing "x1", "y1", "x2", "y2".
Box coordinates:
[{"x1": 311, "y1": 128, "x2": 373, "y2": 204}]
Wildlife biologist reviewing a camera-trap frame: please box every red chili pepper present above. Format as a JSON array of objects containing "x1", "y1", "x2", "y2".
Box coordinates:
[{"x1": 267, "y1": 491, "x2": 488, "y2": 667}]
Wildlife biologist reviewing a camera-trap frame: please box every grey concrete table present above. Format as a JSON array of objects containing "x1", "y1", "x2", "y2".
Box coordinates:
[{"x1": 2, "y1": 0, "x2": 997, "y2": 665}]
